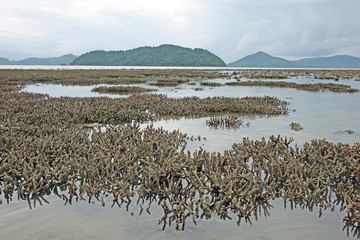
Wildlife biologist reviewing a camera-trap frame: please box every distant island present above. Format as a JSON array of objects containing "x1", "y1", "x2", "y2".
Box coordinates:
[
  {"x1": 228, "y1": 51, "x2": 360, "y2": 68},
  {"x1": 71, "y1": 44, "x2": 226, "y2": 67},
  {"x1": 0, "y1": 54, "x2": 77, "y2": 65}
]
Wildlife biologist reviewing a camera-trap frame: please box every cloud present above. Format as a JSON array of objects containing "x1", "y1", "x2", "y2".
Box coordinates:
[
  {"x1": 236, "y1": 32, "x2": 259, "y2": 51},
  {"x1": 0, "y1": 0, "x2": 360, "y2": 62}
]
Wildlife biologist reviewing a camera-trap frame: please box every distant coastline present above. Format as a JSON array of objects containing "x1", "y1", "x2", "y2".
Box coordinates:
[
  {"x1": 0, "y1": 54, "x2": 77, "y2": 66},
  {"x1": 228, "y1": 51, "x2": 360, "y2": 68},
  {"x1": 1, "y1": 45, "x2": 360, "y2": 68},
  {"x1": 2, "y1": 65, "x2": 360, "y2": 71}
]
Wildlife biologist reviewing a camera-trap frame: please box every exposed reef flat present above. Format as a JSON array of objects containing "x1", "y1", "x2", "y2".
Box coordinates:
[
  {"x1": 230, "y1": 69, "x2": 360, "y2": 81},
  {"x1": 225, "y1": 80, "x2": 359, "y2": 93},
  {"x1": 0, "y1": 69, "x2": 228, "y2": 86},
  {"x1": 0, "y1": 69, "x2": 359, "y2": 236},
  {"x1": 200, "y1": 82, "x2": 224, "y2": 87},
  {"x1": 91, "y1": 86, "x2": 157, "y2": 95},
  {"x1": 148, "y1": 78, "x2": 189, "y2": 87}
]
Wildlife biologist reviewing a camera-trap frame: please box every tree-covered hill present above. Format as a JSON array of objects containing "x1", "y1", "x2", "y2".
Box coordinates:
[{"x1": 71, "y1": 44, "x2": 226, "y2": 66}]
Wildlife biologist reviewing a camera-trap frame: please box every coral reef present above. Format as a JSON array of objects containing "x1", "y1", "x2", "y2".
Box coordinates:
[{"x1": 0, "y1": 69, "x2": 359, "y2": 236}]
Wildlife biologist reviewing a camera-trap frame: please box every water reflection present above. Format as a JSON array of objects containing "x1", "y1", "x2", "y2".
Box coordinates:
[
  {"x1": 22, "y1": 83, "x2": 121, "y2": 98},
  {"x1": 0, "y1": 197, "x2": 354, "y2": 240}
]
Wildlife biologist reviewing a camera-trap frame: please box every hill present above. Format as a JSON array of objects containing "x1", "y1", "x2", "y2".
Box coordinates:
[
  {"x1": 16, "y1": 54, "x2": 77, "y2": 65},
  {"x1": 228, "y1": 52, "x2": 360, "y2": 68},
  {"x1": 293, "y1": 55, "x2": 360, "y2": 68},
  {"x1": 0, "y1": 57, "x2": 10, "y2": 65},
  {"x1": 0, "y1": 54, "x2": 77, "y2": 65},
  {"x1": 71, "y1": 44, "x2": 226, "y2": 66},
  {"x1": 228, "y1": 51, "x2": 296, "y2": 68}
]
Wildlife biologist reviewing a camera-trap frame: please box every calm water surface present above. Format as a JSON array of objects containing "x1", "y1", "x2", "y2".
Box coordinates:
[{"x1": 2, "y1": 70, "x2": 360, "y2": 239}]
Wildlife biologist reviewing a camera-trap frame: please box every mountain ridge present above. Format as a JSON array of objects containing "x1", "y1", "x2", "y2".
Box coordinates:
[
  {"x1": 0, "y1": 54, "x2": 77, "y2": 65},
  {"x1": 1, "y1": 48, "x2": 360, "y2": 68},
  {"x1": 293, "y1": 55, "x2": 360, "y2": 68},
  {"x1": 228, "y1": 51, "x2": 360, "y2": 68}
]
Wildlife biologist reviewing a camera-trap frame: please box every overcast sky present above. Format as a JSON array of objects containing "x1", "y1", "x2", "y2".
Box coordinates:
[{"x1": 1, "y1": 0, "x2": 359, "y2": 63}]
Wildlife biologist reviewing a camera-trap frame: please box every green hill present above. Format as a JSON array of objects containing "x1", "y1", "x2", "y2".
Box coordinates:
[
  {"x1": 228, "y1": 52, "x2": 360, "y2": 68},
  {"x1": 71, "y1": 44, "x2": 226, "y2": 66}
]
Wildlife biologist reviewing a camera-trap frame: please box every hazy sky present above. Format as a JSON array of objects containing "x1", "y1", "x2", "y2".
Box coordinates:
[{"x1": 1, "y1": 0, "x2": 359, "y2": 63}]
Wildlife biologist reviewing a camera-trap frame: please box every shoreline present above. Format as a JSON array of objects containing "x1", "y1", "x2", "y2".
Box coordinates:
[{"x1": 1, "y1": 64, "x2": 360, "y2": 71}]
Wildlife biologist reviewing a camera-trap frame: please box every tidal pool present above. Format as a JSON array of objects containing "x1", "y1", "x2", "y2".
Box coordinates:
[{"x1": 4, "y1": 72, "x2": 360, "y2": 239}]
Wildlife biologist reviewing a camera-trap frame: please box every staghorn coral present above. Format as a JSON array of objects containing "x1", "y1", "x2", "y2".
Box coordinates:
[
  {"x1": 0, "y1": 69, "x2": 359, "y2": 236},
  {"x1": 91, "y1": 86, "x2": 157, "y2": 95}
]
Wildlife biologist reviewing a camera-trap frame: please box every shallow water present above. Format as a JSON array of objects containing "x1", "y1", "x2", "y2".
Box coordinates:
[
  {"x1": 22, "y1": 75, "x2": 360, "y2": 150},
  {"x1": 0, "y1": 197, "x2": 352, "y2": 240},
  {"x1": 3, "y1": 72, "x2": 360, "y2": 239}
]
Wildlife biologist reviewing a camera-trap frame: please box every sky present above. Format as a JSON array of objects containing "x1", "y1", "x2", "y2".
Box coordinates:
[{"x1": 1, "y1": 0, "x2": 360, "y2": 63}]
